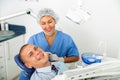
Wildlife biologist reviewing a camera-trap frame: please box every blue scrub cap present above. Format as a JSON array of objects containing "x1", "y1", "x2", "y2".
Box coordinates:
[{"x1": 37, "y1": 8, "x2": 59, "y2": 23}]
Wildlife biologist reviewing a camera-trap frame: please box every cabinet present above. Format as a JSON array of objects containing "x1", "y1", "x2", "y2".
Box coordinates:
[
  {"x1": 0, "y1": 43, "x2": 6, "y2": 80},
  {"x1": 0, "y1": 35, "x2": 25, "y2": 80}
]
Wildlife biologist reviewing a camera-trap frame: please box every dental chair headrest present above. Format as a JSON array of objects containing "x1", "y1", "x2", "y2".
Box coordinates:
[{"x1": 14, "y1": 54, "x2": 35, "y2": 73}]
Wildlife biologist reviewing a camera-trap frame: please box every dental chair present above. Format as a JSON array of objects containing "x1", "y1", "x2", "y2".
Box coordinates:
[
  {"x1": 14, "y1": 54, "x2": 35, "y2": 80},
  {"x1": 14, "y1": 53, "x2": 69, "y2": 80}
]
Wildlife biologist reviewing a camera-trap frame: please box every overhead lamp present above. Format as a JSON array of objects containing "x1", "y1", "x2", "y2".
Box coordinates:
[
  {"x1": 0, "y1": 8, "x2": 36, "y2": 36},
  {"x1": 0, "y1": 8, "x2": 37, "y2": 30},
  {"x1": 66, "y1": 0, "x2": 91, "y2": 25}
]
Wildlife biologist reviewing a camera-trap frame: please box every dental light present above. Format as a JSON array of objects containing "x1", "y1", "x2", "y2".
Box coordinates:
[
  {"x1": 66, "y1": 0, "x2": 91, "y2": 25},
  {"x1": 0, "y1": 8, "x2": 37, "y2": 31},
  {"x1": 0, "y1": 8, "x2": 36, "y2": 21}
]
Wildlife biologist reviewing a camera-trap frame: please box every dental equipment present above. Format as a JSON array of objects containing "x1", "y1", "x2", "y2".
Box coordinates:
[
  {"x1": 0, "y1": 8, "x2": 37, "y2": 37},
  {"x1": 81, "y1": 52, "x2": 103, "y2": 65},
  {"x1": 52, "y1": 57, "x2": 120, "y2": 80},
  {"x1": 66, "y1": 0, "x2": 91, "y2": 25},
  {"x1": 0, "y1": 8, "x2": 36, "y2": 22},
  {"x1": 0, "y1": 8, "x2": 37, "y2": 31}
]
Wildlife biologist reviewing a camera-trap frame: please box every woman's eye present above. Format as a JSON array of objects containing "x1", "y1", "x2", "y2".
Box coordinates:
[
  {"x1": 41, "y1": 22, "x2": 46, "y2": 25},
  {"x1": 48, "y1": 21, "x2": 52, "y2": 23}
]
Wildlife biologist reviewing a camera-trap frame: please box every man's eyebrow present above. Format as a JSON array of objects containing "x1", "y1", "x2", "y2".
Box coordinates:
[
  {"x1": 27, "y1": 47, "x2": 33, "y2": 56},
  {"x1": 28, "y1": 51, "x2": 32, "y2": 57},
  {"x1": 34, "y1": 46, "x2": 35, "y2": 49}
]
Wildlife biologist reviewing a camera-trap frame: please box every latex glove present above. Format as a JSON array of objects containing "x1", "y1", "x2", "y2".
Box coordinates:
[{"x1": 47, "y1": 52, "x2": 64, "y2": 62}]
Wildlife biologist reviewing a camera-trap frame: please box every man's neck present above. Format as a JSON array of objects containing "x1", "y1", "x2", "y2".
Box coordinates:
[{"x1": 36, "y1": 61, "x2": 51, "y2": 68}]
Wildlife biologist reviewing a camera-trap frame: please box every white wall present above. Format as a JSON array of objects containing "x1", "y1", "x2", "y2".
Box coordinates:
[{"x1": 0, "y1": 0, "x2": 120, "y2": 58}]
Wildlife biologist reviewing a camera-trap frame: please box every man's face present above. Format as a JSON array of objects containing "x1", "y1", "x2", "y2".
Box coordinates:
[{"x1": 21, "y1": 44, "x2": 49, "y2": 68}]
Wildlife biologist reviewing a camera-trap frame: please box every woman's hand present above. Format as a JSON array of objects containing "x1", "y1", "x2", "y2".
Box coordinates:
[{"x1": 47, "y1": 52, "x2": 64, "y2": 62}]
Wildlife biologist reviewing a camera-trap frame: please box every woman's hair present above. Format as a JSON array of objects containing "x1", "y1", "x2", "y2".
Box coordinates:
[{"x1": 37, "y1": 8, "x2": 59, "y2": 23}]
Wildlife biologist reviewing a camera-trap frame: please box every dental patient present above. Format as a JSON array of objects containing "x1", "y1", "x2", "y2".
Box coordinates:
[{"x1": 19, "y1": 44, "x2": 68, "y2": 80}]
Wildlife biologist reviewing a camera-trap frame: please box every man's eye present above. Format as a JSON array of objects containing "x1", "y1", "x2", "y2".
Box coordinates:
[{"x1": 29, "y1": 52, "x2": 33, "y2": 57}]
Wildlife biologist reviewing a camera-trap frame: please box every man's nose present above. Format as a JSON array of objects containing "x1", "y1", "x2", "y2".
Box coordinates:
[{"x1": 33, "y1": 51, "x2": 39, "y2": 56}]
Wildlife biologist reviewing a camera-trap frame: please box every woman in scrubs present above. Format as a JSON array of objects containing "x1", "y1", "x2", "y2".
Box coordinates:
[{"x1": 28, "y1": 8, "x2": 79, "y2": 63}]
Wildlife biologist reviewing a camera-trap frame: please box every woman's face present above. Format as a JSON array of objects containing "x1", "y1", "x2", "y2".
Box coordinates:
[{"x1": 39, "y1": 16, "x2": 56, "y2": 36}]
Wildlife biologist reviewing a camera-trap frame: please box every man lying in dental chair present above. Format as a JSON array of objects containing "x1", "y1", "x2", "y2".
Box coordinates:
[{"x1": 15, "y1": 44, "x2": 68, "y2": 80}]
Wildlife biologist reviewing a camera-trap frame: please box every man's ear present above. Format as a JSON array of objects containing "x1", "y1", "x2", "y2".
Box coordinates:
[{"x1": 25, "y1": 63, "x2": 32, "y2": 68}]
